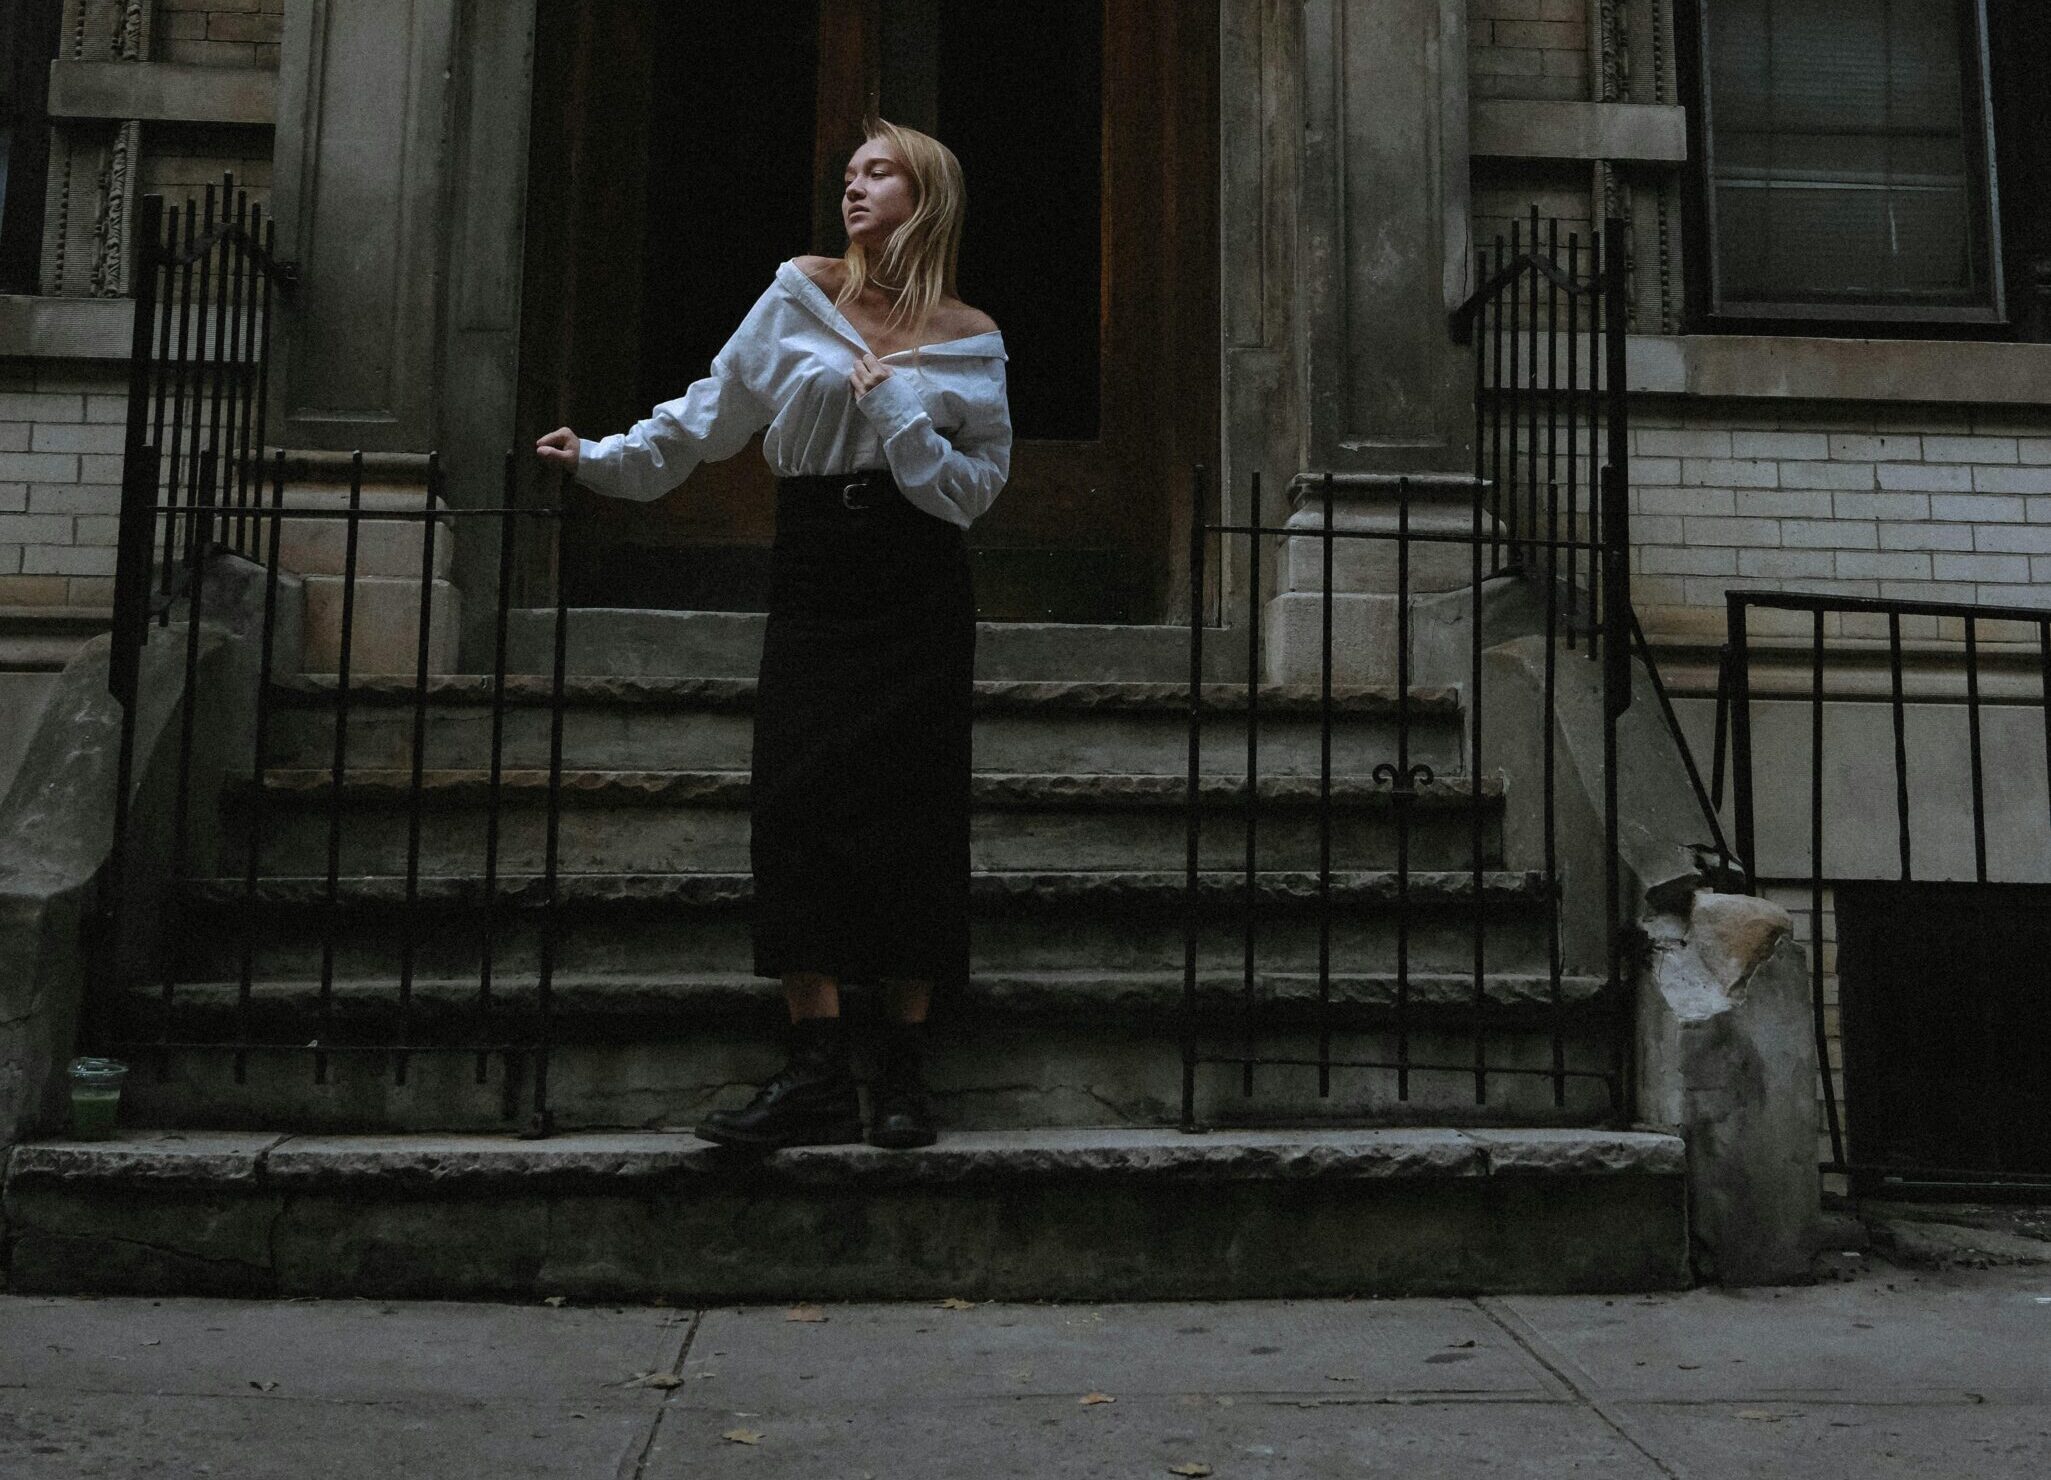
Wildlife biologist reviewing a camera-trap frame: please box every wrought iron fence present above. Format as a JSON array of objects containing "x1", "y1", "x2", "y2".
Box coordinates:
[
  {"x1": 97, "y1": 179, "x2": 573, "y2": 1136},
  {"x1": 98, "y1": 447, "x2": 571, "y2": 1136},
  {"x1": 1717, "y1": 590, "x2": 2051, "y2": 1191},
  {"x1": 1176, "y1": 215, "x2": 1636, "y2": 1128}
]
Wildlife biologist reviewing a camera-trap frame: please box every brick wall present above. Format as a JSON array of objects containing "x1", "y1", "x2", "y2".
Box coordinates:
[
  {"x1": 153, "y1": 0, "x2": 285, "y2": 70},
  {"x1": 146, "y1": 0, "x2": 281, "y2": 204},
  {"x1": 1472, "y1": 162, "x2": 1595, "y2": 266},
  {"x1": 1630, "y1": 404, "x2": 2051, "y2": 640},
  {"x1": 0, "y1": 367, "x2": 129, "y2": 610},
  {"x1": 1469, "y1": 0, "x2": 1590, "y2": 103},
  {"x1": 141, "y1": 124, "x2": 275, "y2": 223},
  {"x1": 1767, "y1": 886, "x2": 1841, "y2": 1173}
]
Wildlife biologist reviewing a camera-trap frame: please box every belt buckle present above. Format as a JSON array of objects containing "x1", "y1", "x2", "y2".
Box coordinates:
[{"x1": 841, "y1": 476, "x2": 882, "y2": 511}]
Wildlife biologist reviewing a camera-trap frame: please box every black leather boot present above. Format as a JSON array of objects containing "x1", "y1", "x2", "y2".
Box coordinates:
[
  {"x1": 693, "y1": 1015, "x2": 863, "y2": 1151},
  {"x1": 866, "y1": 1018, "x2": 938, "y2": 1149}
]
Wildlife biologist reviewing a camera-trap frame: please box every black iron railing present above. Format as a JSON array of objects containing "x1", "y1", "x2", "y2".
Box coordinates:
[
  {"x1": 1177, "y1": 215, "x2": 1636, "y2": 1128},
  {"x1": 98, "y1": 179, "x2": 574, "y2": 1136},
  {"x1": 98, "y1": 449, "x2": 571, "y2": 1136},
  {"x1": 1718, "y1": 590, "x2": 2051, "y2": 1190},
  {"x1": 109, "y1": 178, "x2": 293, "y2": 898}
]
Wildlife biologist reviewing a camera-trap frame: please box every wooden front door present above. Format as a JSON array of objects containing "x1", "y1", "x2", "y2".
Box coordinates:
[{"x1": 519, "y1": 0, "x2": 1217, "y2": 623}]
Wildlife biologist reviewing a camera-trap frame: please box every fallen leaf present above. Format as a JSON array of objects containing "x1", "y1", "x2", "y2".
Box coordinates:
[
  {"x1": 722, "y1": 1428, "x2": 763, "y2": 1445},
  {"x1": 1448, "y1": 1338, "x2": 1476, "y2": 1348},
  {"x1": 1325, "y1": 1373, "x2": 1359, "y2": 1383},
  {"x1": 140, "y1": 1339, "x2": 161, "y2": 1347},
  {"x1": 628, "y1": 1372, "x2": 683, "y2": 1389},
  {"x1": 1080, "y1": 1392, "x2": 1116, "y2": 1406},
  {"x1": 542, "y1": 1296, "x2": 567, "y2": 1307},
  {"x1": 938, "y1": 1297, "x2": 976, "y2": 1310},
  {"x1": 1737, "y1": 1409, "x2": 1797, "y2": 1422},
  {"x1": 1169, "y1": 1465, "x2": 1214, "y2": 1477},
  {"x1": 785, "y1": 1304, "x2": 827, "y2": 1323},
  {"x1": 247, "y1": 1380, "x2": 278, "y2": 1392}
]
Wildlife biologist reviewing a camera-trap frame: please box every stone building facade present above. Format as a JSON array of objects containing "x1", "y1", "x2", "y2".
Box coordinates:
[
  {"x1": 1, "y1": 0, "x2": 278, "y2": 781},
  {"x1": 1, "y1": 1, "x2": 2046, "y2": 1230}
]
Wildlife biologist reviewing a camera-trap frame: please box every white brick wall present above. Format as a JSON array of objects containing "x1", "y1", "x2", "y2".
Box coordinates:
[
  {"x1": 1629, "y1": 404, "x2": 2051, "y2": 640},
  {"x1": 1469, "y1": 0, "x2": 1590, "y2": 103},
  {"x1": 0, "y1": 368, "x2": 129, "y2": 609},
  {"x1": 154, "y1": 0, "x2": 286, "y2": 71}
]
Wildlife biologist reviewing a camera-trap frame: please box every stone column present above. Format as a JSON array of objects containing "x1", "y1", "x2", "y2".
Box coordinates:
[
  {"x1": 268, "y1": 0, "x2": 536, "y2": 669},
  {"x1": 1266, "y1": 0, "x2": 1481, "y2": 686}
]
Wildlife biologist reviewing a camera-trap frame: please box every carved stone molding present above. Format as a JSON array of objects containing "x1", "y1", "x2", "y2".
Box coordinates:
[
  {"x1": 89, "y1": 119, "x2": 140, "y2": 296},
  {"x1": 58, "y1": 0, "x2": 149, "y2": 62},
  {"x1": 41, "y1": 2, "x2": 153, "y2": 296}
]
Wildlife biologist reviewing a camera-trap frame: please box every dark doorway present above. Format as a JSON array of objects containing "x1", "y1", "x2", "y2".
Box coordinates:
[
  {"x1": 519, "y1": 0, "x2": 1218, "y2": 622},
  {"x1": 1837, "y1": 881, "x2": 2051, "y2": 1187}
]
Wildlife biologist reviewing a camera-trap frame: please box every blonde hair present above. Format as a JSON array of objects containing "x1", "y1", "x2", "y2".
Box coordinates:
[{"x1": 835, "y1": 117, "x2": 965, "y2": 357}]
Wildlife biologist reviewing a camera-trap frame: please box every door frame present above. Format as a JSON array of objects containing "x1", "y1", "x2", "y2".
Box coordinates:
[{"x1": 515, "y1": 0, "x2": 1226, "y2": 625}]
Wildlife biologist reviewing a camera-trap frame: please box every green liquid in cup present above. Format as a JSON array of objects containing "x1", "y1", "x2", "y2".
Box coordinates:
[{"x1": 70, "y1": 1086, "x2": 121, "y2": 1139}]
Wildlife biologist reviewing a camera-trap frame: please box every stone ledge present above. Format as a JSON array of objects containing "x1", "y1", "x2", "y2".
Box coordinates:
[
  {"x1": 0, "y1": 294, "x2": 134, "y2": 360},
  {"x1": 116, "y1": 967, "x2": 1613, "y2": 1030},
  {"x1": 7, "y1": 1131, "x2": 285, "y2": 1187},
  {"x1": 232, "y1": 767, "x2": 1506, "y2": 810},
  {"x1": 180, "y1": 867, "x2": 1550, "y2": 913},
  {"x1": 9, "y1": 1126, "x2": 1684, "y2": 1192},
  {"x1": 501, "y1": 610, "x2": 1257, "y2": 685},
  {"x1": 0, "y1": 606, "x2": 112, "y2": 670},
  {"x1": 46, "y1": 60, "x2": 277, "y2": 126},
  {"x1": 1628, "y1": 334, "x2": 2051, "y2": 408},
  {"x1": 1471, "y1": 100, "x2": 1688, "y2": 163},
  {"x1": 265, "y1": 672, "x2": 1465, "y2": 716},
  {"x1": 2, "y1": 1129, "x2": 1690, "y2": 1298}
]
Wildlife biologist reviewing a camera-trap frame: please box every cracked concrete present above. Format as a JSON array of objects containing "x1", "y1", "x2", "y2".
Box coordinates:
[{"x1": 2, "y1": 1254, "x2": 2046, "y2": 1477}]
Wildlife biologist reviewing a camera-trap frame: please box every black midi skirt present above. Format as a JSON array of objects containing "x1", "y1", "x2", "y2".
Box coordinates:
[{"x1": 749, "y1": 468, "x2": 976, "y2": 989}]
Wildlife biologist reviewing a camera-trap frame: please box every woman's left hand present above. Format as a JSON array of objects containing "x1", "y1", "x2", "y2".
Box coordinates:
[{"x1": 849, "y1": 351, "x2": 893, "y2": 400}]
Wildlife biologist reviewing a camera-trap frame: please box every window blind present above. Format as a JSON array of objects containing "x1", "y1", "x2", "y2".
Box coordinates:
[{"x1": 1706, "y1": 0, "x2": 1994, "y2": 311}]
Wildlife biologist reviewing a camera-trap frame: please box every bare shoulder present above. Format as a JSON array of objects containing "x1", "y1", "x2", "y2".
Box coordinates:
[
  {"x1": 791, "y1": 254, "x2": 841, "y2": 287},
  {"x1": 944, "y1": 301, "x2": 1000, "y2": 337}
]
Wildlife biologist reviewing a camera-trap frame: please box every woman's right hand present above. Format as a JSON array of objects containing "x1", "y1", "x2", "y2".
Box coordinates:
[{"x1": 534, "y1": 427, "x2": 581, "y2": 473}]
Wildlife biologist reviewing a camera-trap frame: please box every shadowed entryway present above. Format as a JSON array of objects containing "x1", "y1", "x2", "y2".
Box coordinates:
[{"x1": 518, "y1": 0, "x2": 1218, "y2": 622}]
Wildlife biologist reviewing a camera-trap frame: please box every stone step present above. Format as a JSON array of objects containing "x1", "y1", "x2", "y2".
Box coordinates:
[
  {"x1": 500, "y1": 609, "x2": 1255, "y2": 683},
  {"x1": 301, "y1": 573, "x2": 462, "y2": 675},
  {"x1": 261, "y1": 675, "x2": 1468, "y2": 777},
  {"x1": 0, "y1": 1127, "x2": 1690, "y2": 1300},
  {"x1": 172, "y1": 868, "x2": 1560, "y2": 981},
  {"x1": 105, "y1": 968, "x2": 1620, "y2": 1133},
  {"x1": 223, "y1": 768, "x2": 1507, "y2": 875}
]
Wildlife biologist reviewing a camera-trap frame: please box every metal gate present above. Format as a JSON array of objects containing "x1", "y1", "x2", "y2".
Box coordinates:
[{"x1": 1176, "y1": 213, "x2": 1639, "y2": 1128}]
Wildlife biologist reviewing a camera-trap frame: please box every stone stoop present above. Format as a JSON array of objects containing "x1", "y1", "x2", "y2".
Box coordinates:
[
  {"x1": 107, "y1": 968, "x2": 1619, "y2": 1133},
  {"x1": 110, "y1": 651, "x2": 1634, "y2": 1141},
  {"x1": 267, "y1": 450, "x2": 459, "y2": 675},
  {"x1": 0, "y1": 1127, "x2": 1689, "y2": 1302}
]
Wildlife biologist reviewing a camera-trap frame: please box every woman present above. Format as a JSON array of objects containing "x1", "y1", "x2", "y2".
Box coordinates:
[{"x1": 534, "y1": 119, "x2": 1010, "y2": 1153}]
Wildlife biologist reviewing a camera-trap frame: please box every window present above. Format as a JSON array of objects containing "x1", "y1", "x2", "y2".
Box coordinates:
[
  {"x1": 1694, "y1": 0, "x2": 2004, "y2": 324},
  {"x1": 0, "y1": 0, "x2": 61, "y2": 294}
]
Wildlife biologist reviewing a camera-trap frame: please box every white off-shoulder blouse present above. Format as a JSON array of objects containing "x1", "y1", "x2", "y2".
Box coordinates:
[{"x1": 573, "y1": 258, "x2": 1012, "y2": 529}]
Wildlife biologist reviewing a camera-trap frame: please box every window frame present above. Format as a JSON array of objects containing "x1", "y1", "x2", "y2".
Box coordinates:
[
  {"x1": 0, "y1": 0, "x2": 62, "y2": 296},
  {"x1": 1692, "y1": 0, "x2": 2008, "y2": 328}
]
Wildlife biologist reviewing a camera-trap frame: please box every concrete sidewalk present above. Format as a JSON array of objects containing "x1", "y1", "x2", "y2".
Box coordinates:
[{"x1": 1, "y1": 1256, "x2": 2047, "y2": 1478}]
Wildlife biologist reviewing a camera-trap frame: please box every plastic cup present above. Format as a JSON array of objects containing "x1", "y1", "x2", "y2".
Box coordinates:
[{"x1": 68, "y1": 1057, "x2": 129, "y2": 1140}]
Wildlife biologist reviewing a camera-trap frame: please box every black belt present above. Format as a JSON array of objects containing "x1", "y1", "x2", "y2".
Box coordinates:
[{"x1": 776, "y1": 467, "x2": 899, "y2": 511}]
